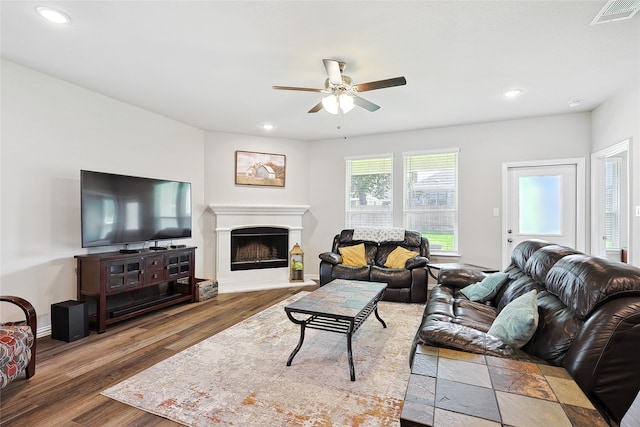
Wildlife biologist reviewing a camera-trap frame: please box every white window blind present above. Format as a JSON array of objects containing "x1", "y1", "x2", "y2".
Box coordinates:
[
  {"x1": 403, "y1": 150, "x2": 458, "y2": 253},
  {"x1": 605, "y1": 156, "x2": 621, "y2": 249},
  {"x1": 345, "y1": 155, "x2": 393, "y2": 228}
]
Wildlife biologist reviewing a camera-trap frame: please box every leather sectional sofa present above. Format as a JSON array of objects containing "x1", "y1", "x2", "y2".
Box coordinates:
[
  {"x1": 319, "y1": 229, "x2": 430, "y2": 303},
  {"x1": 412, "y1": 239, "x2": 640, "y2": 425}
]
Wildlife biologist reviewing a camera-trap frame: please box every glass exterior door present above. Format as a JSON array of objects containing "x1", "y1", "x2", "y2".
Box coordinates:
[{"x1": 503, "y1": 162, "x2": 580, "y2": 268}]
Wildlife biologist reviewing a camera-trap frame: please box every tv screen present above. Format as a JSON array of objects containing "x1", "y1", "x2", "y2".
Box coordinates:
[{"x1": 81, "y1": 170, "x2": 192, "y2": 248}]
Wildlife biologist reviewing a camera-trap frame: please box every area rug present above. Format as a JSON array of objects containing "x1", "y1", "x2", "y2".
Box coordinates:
[{"x1": 102, "y1": 292, "x2": 425, "y2": 426}]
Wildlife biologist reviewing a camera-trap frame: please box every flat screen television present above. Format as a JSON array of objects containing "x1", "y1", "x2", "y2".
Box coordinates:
[{"x1": 81, "y1": 170, "x2": 192, "y2": 248}]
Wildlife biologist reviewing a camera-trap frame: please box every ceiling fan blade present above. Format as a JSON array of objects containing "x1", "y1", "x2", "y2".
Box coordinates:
[
  {"x1": 308, "y1": 101, "x2": 323, "y2": 113},
  {"x1": 353, "y1": 95, "x2": 380, "y2": 112},
  {"x1": 322, "y1": 59, "x2": 342, "y2": 85},
  {"x1": 355, "y1": 76, "x2": 407, "y2": 92},
  {"x1": 272, "y1": 85, "x2": 323, "y2": 92}
]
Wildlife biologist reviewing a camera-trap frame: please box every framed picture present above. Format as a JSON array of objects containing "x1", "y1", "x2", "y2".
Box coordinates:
[{"x1": 235, "y1": 150, "x2": 286, "y2": 187}]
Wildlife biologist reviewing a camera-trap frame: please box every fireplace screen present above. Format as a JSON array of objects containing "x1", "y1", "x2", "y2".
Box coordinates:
[{"x1": 230, "y1": 227, "x2": 289, "y2": 271}]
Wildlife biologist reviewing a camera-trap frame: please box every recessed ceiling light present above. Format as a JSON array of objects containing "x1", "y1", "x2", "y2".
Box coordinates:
[
  {"x1": 503, "y1": 89, "x2": 522, "y2": 98},
  {"x1": 260, "y1": 123, "x2": 275, "y2": 131},
  {"x1": 35, "y1": 6, "x2": 71, "y2": 24},
  {"x1": 568, "y1": 100, "x2": 582, "y2": 108}
]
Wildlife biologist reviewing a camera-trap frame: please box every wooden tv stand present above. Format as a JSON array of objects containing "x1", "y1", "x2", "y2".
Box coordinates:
[{"x1": 75, "y1": 246, "x2": 196, "y2": 333}]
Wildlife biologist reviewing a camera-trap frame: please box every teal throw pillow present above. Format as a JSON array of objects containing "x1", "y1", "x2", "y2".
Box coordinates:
[
  {"x1": 460, "y1": 272, "x2": 509, "y2": 302},
  {"x1": 487, "y1": 289, "x2": 539, "y2": 348}
]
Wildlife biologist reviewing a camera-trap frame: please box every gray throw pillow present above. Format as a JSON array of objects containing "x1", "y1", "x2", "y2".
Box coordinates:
[
  {"x1": 487, "y1": 289, "x2": 539, "y2": 348},
  {"x1": 460, "y1": 272, "x2": 509, "y2": 302}
]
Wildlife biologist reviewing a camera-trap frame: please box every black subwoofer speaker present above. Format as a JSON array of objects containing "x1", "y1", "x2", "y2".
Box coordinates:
[{"x1": 51, "y1": 300, "x2": 89, "y2": 342}]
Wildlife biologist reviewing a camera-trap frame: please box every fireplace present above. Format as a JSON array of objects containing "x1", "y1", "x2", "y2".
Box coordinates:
[
  {"x1": 210, "y1": 204, "x2": 310, "y2": 293},
  {"x1": 231, "y1": 227, "x2": 288, "y2": 271}
]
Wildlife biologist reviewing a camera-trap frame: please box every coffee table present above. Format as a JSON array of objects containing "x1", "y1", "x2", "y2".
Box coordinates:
[
  {"x1": 284, "y1": 279, "x2": 387, "y2": 381},
  {"x1": 401, "y1": 345, "x2": 608, "y2": 426}
]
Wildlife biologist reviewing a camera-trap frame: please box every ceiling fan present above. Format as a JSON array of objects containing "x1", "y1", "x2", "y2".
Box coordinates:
[{"x1": 273, "y1": 59, "x2": 407, "y2": 115}]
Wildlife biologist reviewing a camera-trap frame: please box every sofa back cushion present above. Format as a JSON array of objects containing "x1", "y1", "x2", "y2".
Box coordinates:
[
  {"x1": 523, "y1": 244, "x2": 583, "y2": 283},
  {"x1": 521, "y1": 290, "x2": 582, "y2": 365},
  {"x1": 332, "y1": 229, "x2": 429, "y2": 267},
  {"x1": 496, "y1": 242, "x2": 579, "y2": 311},
  {"x1": 545, "y1": 254, "x2": 640, "y2": 320},
  {"x1": 509, "y1": 239, "x2": 553, "y2": 272}
]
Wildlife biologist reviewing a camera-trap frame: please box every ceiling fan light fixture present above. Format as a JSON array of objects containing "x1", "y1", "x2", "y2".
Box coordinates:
[
  {"x1": 322, "y1": 94, "x2": 355, "y2": 115},
  {"x1": 503, "y1": 88, "x2": 522, "y2": 98},
  {"x1": 35, "y1": 6, "x2": 71, "y2": 24}
]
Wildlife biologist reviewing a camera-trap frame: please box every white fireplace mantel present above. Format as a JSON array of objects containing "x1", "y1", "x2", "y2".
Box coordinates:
[
  {"x1": 210, "y1": 203, "x2": 312, "y2": 293},
  {"x1": 209, "y1": 204, "x2": 310, "y2": 217}
]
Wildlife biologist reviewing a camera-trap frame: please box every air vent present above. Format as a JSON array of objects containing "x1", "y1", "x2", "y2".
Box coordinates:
[{"x1": 591, "y1": 0, "x2": 640, "y2": 24}]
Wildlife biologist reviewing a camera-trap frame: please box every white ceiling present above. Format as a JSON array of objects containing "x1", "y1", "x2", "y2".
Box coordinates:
[{"x1": 1, "y1": 1, "x2": 639, "y2": 141}]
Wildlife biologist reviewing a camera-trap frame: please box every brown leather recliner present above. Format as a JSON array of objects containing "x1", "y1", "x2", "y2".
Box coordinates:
[
  {"x1": 319, "y1": 229, "x2": 430, "y2": 303},
  {"x1": 413, "y1": 239, "x2": 640, "y2": 425}
]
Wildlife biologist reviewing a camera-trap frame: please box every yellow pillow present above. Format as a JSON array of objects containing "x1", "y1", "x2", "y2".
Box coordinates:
[
  {"x1": 384, "y1": 246, "x2": 419, "y2": 268},
  {"x1": 339, "y1": 243, "x2": 368, "y2": 267}
]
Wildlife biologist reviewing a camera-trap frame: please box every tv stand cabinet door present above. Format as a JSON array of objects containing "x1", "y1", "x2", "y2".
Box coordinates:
[
  {"x1": 166, "y1": 250, "x2": 194, "y2": 281},
  {"x1": 106, "y1": 257, "x2": 144, "y2": 292}
]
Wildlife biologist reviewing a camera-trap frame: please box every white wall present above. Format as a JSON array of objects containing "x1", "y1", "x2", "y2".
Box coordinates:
[
  {"x1": 306, "y1": 113, "x2": 592, "y2": 273},
  {"x1": 592, "y1": 80, "x2": 640, "y2": 266},
  {"x1": 202, "y1": 132, "x2": 310, "y2": 280},
  {"x1": 0, "y1": 60, "x2": 206, "y2": 332}
]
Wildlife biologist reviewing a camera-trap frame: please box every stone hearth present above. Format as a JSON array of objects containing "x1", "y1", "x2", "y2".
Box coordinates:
[{"x1": 209, "y1": 204, "x2": 313, "y2": 293}]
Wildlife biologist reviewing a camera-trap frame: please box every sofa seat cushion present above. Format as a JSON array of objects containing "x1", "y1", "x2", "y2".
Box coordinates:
[
  {"x1": 0, "y1": 323, "x2": 33, "y2": 389},
  {"x1": 417, "y1": 284, "x2": 544, "y2": 363},
  {"x1": 370, "y1": 265, "x2": 412, "y2": 287},
  {"x1": 453, "y1": 298, "x2": 498, "y2": 332}
]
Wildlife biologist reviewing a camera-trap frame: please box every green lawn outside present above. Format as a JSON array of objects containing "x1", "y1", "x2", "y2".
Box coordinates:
[{"x1": 422, "y1": 232, "x2": 454, "y2": 251}]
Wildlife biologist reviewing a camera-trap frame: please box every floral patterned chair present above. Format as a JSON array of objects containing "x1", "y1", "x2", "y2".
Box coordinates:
[{"x1": 1, "y1": 296, "x2": 37, "y2": 388}]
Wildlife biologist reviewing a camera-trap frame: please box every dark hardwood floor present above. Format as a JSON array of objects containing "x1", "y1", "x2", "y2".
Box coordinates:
[{"x1": 0, "y1": 284, "x2": 318, "y2": 426}]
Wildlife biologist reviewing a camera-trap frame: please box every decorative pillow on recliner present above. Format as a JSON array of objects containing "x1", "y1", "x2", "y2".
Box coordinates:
[
  {"x1": 487, "y1": 289, "x2": 539, "y2": 348},
  {"x1": 460, "y1": 272, "x2": 509, "y2": 302},
  {"x1": 339, "y1": 243, "x2": 368, "y2": 267},
  {"x1": 384, "y1": 246, "x2": 419, "y2": 268}
]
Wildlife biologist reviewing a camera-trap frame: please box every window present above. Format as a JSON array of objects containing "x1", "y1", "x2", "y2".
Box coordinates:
[
  {"x1": 345, "y1": 155, "x2": 393, "y2": 228},
  {"x1": 403, "y1": 150, "x2": 458, "y2": 253},
  {"x1": 605, "y1": 156, "x2": 621, "y2": 249}
]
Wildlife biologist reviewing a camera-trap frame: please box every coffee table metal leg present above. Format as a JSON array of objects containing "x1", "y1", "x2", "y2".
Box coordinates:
[
  {"x1": 347, "y1": 330, "x2": 355, "y2": 381},
  {"x1": 287, "y1": 322, "x2": 306, "y2": 366},
  {"x1": 374, "y1": 305, "x2": 387, "y2": 328}
]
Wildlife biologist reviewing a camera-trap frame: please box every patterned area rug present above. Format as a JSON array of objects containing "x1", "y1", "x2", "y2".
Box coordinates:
[{"x1": 102, "y1": 292, "x2": 425, "y2": 426}]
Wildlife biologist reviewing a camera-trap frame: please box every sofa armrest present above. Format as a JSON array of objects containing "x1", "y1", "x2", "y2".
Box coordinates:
[
  {"x1": 438, "y1": 268, "x2": 488, "y2": 289},
  {"x1": 319, "y1": 252, "x2": 341, "y2": 265},
  {"x1": 405, "y1": 256, "x2": 428, "y2": 270}
]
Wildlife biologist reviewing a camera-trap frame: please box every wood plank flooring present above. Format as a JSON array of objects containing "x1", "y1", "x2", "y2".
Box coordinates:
[{"x1": 0, "y1": 285, "x2": 318, "y2": 426}]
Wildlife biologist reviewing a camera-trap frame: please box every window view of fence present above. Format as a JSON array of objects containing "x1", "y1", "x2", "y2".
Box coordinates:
[
  {"x1": 345, "y1": 156, "x2": 393, "y2": 228},
  {"x1": 403, "y1": 150, "x2": 458, "y2": 253}
]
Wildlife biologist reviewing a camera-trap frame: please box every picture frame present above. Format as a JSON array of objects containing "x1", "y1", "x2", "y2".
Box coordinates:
[{"x1": 235, "y1": 150, "x2": 286, "y2": 187}]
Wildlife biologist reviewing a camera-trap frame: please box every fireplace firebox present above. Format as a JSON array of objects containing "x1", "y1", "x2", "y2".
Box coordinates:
[{"x1": 230, "y1": 227, "x2": 289, "y2": 271}]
